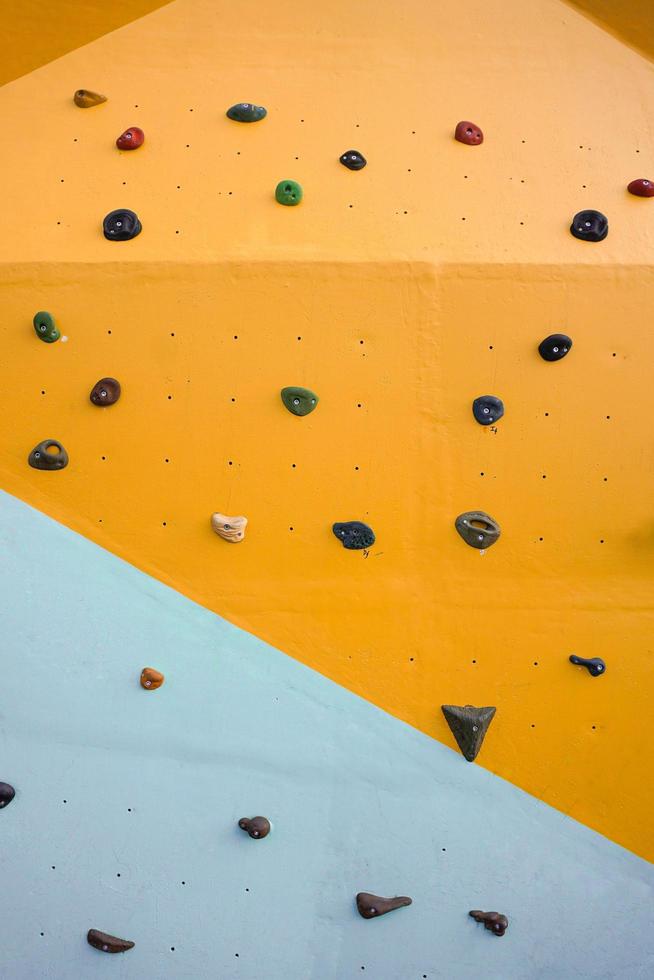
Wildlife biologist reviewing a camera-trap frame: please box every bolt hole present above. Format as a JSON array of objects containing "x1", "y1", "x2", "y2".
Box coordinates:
[
  {"x1": 228, "y1": 461, "x2": 233, "y2": 466},
  {"x1": 234, "y1": 335, "x2": 238, "y2": 340},
  {"x1": 167, "y1": 395, "x2": 172, "y2": 400},
  {"x1": 289, "y1": 526, "x2": 294, "y2": 531},
  {"x1": 162, "y1": 522, "x2": 167, "y2": 527},
  {"x1": 533, "y1": 661, "x2": 539, "y2": 666},
  {"x1": 489, "y1": 345, "x2": 493, "y2": 350},
  {"x1": 297, "y1": 336, "x2": 302, "y2": 341},
  {"x1": 472, "y1": 659, "x2": 476, "y2": 663}
]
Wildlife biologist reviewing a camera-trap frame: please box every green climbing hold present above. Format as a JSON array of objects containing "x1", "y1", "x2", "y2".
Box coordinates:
[
  {"x1": 226, "y1": 103, "x2": 267, "y2": 122},
  {"x1": 281, "y1": 387, "x2": 319, "y2": 416},
  {"x1": 441, "y1": 704, "x2": 496, "y2": 762},
  {"x1": 33, "y1": 311, "x2": 60, "y2": 344},
  {"x1": 275, "y1": 180, "x2": 303, "y2": 206}
]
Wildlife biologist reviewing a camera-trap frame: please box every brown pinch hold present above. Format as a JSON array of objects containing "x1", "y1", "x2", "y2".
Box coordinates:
[
  {"x1": 356, "y1": 892, "x2": 412, "y2": 919},
  {"x1": 74, "y1": 89, "x2": 107, "y2": 108},
  {"x1": 87, "y1": 929, "x2": 134, "y2": 953},
  {"x1": 90, "y1": 377, "x2": 121, "y2": 406},
  {"x1": 140, "y1": 667, "x2": 164, "y2": 690},
  {"x1": 469, "y1": 909, "x2": 508, "y2": 937},
  {"x1": 455, "y1": 120, "x2": 483, "y2": 145},
  {"x1": 238, "y1": 816, "x2": 271, "y2": 839}
]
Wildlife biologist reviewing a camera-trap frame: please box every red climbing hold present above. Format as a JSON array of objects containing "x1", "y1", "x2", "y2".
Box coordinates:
[
  {"x1": 116, "y1": 127, "x2": 145, "y2": 151},
  {"x1": 455, "y1": 121, "x2": 483, "y2": 145},
  {"x1": 627, "y1": 178, "x2": 654, "y2": 198}
]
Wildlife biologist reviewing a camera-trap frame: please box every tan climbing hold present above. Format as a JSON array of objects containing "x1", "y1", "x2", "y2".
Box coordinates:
[
  {"x1": 140, "y1": 667, "x2": 164, "y2": 690},
  {"x1": 73, "y1": 89, "x2": 107, "y2": 108},
  {"x1": 211, "y1": 513, "x2": 247, "y2": 542}
]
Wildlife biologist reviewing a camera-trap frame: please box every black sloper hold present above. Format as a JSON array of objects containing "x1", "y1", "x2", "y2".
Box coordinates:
[
  {"x1": 472, "y1": 395, "x2": 504, "y2": 425},
  {"x1": 332, "y1": 521, "x2": 375, "y2": 550},
  {"x1": 538, "y1": 334, "x2": 572, "y2": 362},
  {"x1": 0, "y1": 783, "x2": 15, "y2": 808},
  {"x1": 570, "y1": 210, "x2": 608, "y2": 242},
  {"x1": 103, "y1": 209, "x2": 142, "y2": 241},
  {"x1": 340, "y1": 150, "x2": 367, "y2": 171}
]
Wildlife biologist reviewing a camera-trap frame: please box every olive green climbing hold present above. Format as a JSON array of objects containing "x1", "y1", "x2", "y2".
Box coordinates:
[
  {"x1": 281, "y1": 387, "x2": 319, "y2": 416},
  {"x1": 455, "y1": 511, "x2": 500, "y2": 550},
  {"x1": 33, "y1": 311, "x2": 60, "y2": 344},
  {"x1": 226, "y1": 103, "x2": 267, "y2": 122},
  {"x1": 73, "y1": 89, "x2": 107, "y2": 108},
  {"x1": 275, "y1": 180, "x2": 303, "y2": 206},
  {"x1": 28, "y1": 440, "x2": 69, "y2": 471},
  {"x1": 441, "y1": 704, "x2": 496, "y2": 762}
]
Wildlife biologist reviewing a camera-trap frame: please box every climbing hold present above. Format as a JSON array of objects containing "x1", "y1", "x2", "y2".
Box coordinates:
[
  {"x1": 627, "y1": 179, "x2": 654, "y2": 198},
  {"x1": 340, "y1": 150, "x2": 367, "y2": 171},
  {"x1": 238, "y1": 816, "x2": 271, "y2": 839},
  {"x1": 455, "y1": 121, "x2": 483, "y2": 145},
  {"x1": 140, "y1": 667, "x2": 165, "y2": 690},
  {"x1": 332, "y1": 521, "x2": 376, "y2": 550},
  {"x1": 472, "y1": 395, "x2": 504, "y2": 426},
  {"x1": 538, "y1": 334, "x2": 572, "y2": 362},
  {"x1": 28, "y1": 440, "x2": 68, "y2": 471},
  {"x1": 103, "y1": 209, "x2": 142, "y2": 241},
  {"x1": 441, "y1": 704, "x2": 496, "y2": 762},
  {"x1": 356, "y1": 893, "x2": 412, "y2": 919},
  {"x1": 569, "y1": 654, "x2": 606, "y2": 677},
  {"x1": 226, "y1": 103, "x2": 267, "y2": 122},
  {"x1": 454, "y1": 512, "x2": 500, "y2": 550},
  {"x1": 33, "y1": 311, "x2": 60, "y2": 344},
  {"x1": 280, "y1": 386, "x2": 319, "y2": 416},
  {"x1": 0, "y1": 783, "x2": 15, "y2": 808},
  {"x1": 211, "y1": 513, "x2": 247, "y2": 543},
  {"x1": 73, "y1": 89, "x2": 107, "y2": 108},
  {"x1": 87, "y1": 930, "x2": 134, "y2": 954},
  {"x1": 90, "y1": 377, "x2": 121, "y2": 406},
  {"x1": 469, "y1": 910, "x2": 508, "y2": 937},
  {"x1": 116, "y1": 127, "x2": 144, "y2": 150},
  {"x1": 570, "y1": 210, "x2": 608, "y2": 242},
  {"x1": 275, "y1": 180, "x2": 303, "y2": 206}
]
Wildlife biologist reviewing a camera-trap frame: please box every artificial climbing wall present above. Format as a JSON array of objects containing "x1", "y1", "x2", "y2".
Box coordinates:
[{"x1": 1, "y1": 0, "x2": 654, "y2": 972}]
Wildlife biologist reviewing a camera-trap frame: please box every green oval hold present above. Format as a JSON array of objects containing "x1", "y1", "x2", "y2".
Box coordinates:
[
  {"x1": 33, "y1": 311, "x2": 60, "y2": 344},
  {"x1": 275, "y1": 180, "x2": 303, "y2": 206},
  {"x1": 226, "y1": 103, "x2": 267, "y2": 122},
  {"x1": 281, "y1": 386, "x2": 319, "y2": 416}
]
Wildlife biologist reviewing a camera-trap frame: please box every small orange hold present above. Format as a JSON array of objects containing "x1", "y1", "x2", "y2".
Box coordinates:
[
  {"x1": 140, "y1": 667, "x2": 164, "y2": 690},
  {"x1": 116, "y1": 127, "x2": 145, "y2": 151}
]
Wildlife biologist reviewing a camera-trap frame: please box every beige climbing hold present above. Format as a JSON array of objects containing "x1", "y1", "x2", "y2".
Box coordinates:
[
  {"x1": 211, "y1": 513, "x2": 247, "y2": 543},
  {"x1": 73, "y1": 89, "x2": 107, "y2": 108}
]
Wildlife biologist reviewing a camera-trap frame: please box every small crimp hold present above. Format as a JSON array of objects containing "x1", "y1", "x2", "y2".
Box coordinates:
[
  {"x1": 74, "y1": 89, "x2": 107, "y2": 108},
  {"x1": 238, "y1": 816, "x2": 271, "y2": 839},
  {"x1": 469, "y1": 910, "x2": 508, "y2": 937},
  {"x1": 356, "y1": 893, "x2": 412, "y2": 919},
  {"x1": 140, "y1": 667, "x2": 165, "y2": 690},
  {"x1": 87, "y1": 929, "x2": 134, "y2": 953},
  {"x1": 569, "y1": 654, "x2": 606, "y2": 677}
]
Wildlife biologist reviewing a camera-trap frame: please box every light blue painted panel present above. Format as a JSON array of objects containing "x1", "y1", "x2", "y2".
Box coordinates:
[{"x1": 0, "y1": 490, "x2": 652, "y2": 980}]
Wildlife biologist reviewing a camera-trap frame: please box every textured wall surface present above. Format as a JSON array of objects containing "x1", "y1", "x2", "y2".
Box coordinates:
[{"x1": 1, "y1": 490, "x2": 653, "y2": 980}]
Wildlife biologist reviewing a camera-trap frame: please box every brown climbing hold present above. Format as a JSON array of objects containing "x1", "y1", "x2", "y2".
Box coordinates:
[
  {"x1": 455, "y1": 121, "x2": 483, "y2": 145},
  {"x1": 238, "y1": 816, "x2": 271, "y2": 839},
  {"x1": 469, "y1": 910, "x2": 508, "y2": 937},
  {"x1": 73, "y1": 89, "x2": 107, "y2": 108},
  {"x1": 87, "y1": 929, "x2": 134, "y2": 953},
  {"x1": 211, "y1": 513, "x2": 247, "y2": 542},
  {"x1": 90, "y1": 377, "x2": 121, "y2": 406},
  {"x1": 140, "y1": 667, "x2": 164, "y2": 690},
  {"x1": 441, "y1": 704, "x2": 496, "y2": 762},
  {"x1": 627, "y1": 178, "x2": 654, "y2": 198},
  {"x1": 116, "y1": 127, "x2": 145, "y2": 151},
  {"x1": 356, "y1": 893, "x2": 412, "y2": 919}
]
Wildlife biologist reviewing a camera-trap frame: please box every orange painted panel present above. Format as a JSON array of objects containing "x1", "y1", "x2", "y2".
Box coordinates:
[{"x1": 1, "y1": 0, "x2": 654, "y2": 860}]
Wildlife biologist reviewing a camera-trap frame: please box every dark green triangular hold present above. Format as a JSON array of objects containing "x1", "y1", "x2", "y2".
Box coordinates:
[{"x1": 441, "y1": 704, "x2": 496, "y2": 762}]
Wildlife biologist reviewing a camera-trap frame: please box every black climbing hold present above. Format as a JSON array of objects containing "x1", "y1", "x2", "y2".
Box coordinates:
[
  {"x1": 103, "y1": 209, "x2": 142, "y2": 241},
  {"x1": 472, "y1": 395, "x2": 504, "y2": 426},
  {"x1": 280, "y1": 386, "x2": 319, "y2": 416},
  {"x1": 0, "y1": 783, "x2": 15, "y2": 808},
  {"x1": 90, "y1": 377, "x2": 121, "y2": 406},
  {"x1": 356, "y1": 893, "x2": 412, "y2": 919},
  {"x1": 454, "y1": 512, "x2": 500, "y2": 550},
  {"x1": 569, "y1": 654, "x2": 606, "y2": 677},
  {"x1": 28, "y1": 440, "x2": 68, "y2": 471},
  {"x1": 570, "y1": 210, "x2": 608, "y2": 242},
  {"x1": 441, "y1": 704, "x2": 496, "y2": 762},
  {"x1": 332, "y1": 521, "x2": 376, "y2": 550},
  {"x1": 538, "y1": 334, "x2": 572, "y2": 362},
  {"x1": 226, "y1": 103, "x2": 267, "y2": 122},
  {"x1": 87, "y1": 929, "x2": 134, "y2": 954},
  {"x1": 469, "y1": 910, "x2": 508, "y2": 937},
  {"x1": 238, "y1": 816, "x2": 271, "y2": 839},
  {"x1": 340, "y1": 150, "x2": 367, "y2": 171}
]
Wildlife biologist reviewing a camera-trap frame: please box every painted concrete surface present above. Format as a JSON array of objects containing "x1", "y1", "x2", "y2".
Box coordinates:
[{"x1": 0, "y1": 490, "x2": 652, "y2": 980}]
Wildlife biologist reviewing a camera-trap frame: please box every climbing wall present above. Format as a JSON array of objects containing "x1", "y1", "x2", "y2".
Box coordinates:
[{"x1": 1, "y1": 0, "x2": 654, "y2": 974}]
